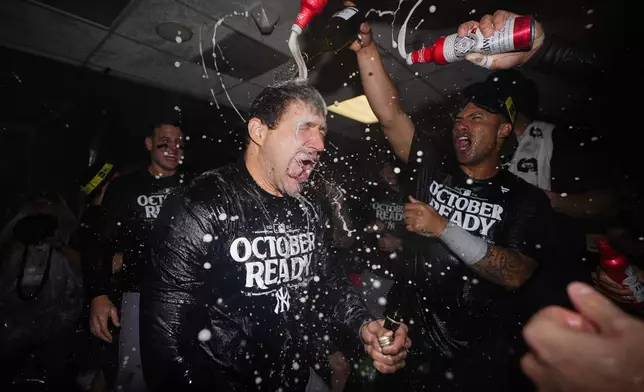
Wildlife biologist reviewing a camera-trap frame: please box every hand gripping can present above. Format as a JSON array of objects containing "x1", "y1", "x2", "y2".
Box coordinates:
[{"x1": 406, "y1": 15, "x2": 535, "y2": 65}]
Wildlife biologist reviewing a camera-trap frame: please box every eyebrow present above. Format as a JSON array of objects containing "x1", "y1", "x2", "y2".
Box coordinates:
[
  {"x1": 455, "y1": 111, "x2": 486, "y2": 120},
  {"x1": 301, "y1": 121, "x2": 327, "y2": 131}
]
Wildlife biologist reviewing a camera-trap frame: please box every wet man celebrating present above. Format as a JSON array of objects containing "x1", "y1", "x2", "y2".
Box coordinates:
[
  {"x1": 351, "y1": 23, "x2": 552, "y2": 391},
  {"x1": 140, "y1": 80, "x2": 409, "y2": 391}
]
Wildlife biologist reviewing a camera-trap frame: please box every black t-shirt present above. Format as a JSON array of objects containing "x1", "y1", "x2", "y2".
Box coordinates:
[
  {"x1": 139, "y1": 159, "x2": 371, "y2": 392},
  {"x1": 368, "y1": 183, "x2": 407, "y2": 237},
  {"x1": 356, "y1": 182, "x2": 408, "y2": 278},
  {"x1": 86, "y1": 169, "x2": 188, "y2": 298},
  {"x1": 398, "y1": 129, "x2": 551, "y2": 362}
]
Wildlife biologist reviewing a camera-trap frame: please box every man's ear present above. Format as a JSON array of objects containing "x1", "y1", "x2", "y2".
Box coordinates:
[
  {"x1": 248, "y1": 118, "x2": 267, "y2": 146},
  {"x1": 498, "y1": 122, "x2": 513, "y2": 140},
  {"x1": 145, "y1": 137, "x2": 153, "y2": 152}
]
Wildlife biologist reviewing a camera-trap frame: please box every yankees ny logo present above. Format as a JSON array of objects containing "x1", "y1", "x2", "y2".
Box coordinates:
[{"x1": 274, "y1": 286, "x2": 291, "y2": 314}]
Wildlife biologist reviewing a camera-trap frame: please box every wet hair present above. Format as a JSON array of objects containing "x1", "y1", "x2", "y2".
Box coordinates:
[
  {"x1": 147, "y1": 120, "x2": 182, "y2": 140},
  {"x1": 245, "y1": 79, "x2": 327, "y2": 145}
]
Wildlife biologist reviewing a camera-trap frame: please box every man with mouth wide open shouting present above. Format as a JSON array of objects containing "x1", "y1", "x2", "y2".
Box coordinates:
[
  {"x1": 86, "y1": 122, "x2": 188, "y2": 391},
  {"x1": 140, "y1": 80, "x2": 410, "y2": 392},
  {"x1": 351, "y1": 22, "x2": 553, "y2": 391}
]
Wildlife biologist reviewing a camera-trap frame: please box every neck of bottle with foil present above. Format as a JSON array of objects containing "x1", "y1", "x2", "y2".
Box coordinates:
[{"x1": 379, "y1": 310, "x2": 402, "y2": 347}]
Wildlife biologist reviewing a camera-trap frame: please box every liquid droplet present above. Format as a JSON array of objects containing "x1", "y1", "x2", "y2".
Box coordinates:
[{"x1": 198, "y1": 329, "x2": 212, "y2": 342}]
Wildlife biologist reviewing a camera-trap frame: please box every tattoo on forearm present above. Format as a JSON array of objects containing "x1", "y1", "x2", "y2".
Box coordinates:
[{"x1": 470, "y1": 246, "x2": 537, "y2": 289}]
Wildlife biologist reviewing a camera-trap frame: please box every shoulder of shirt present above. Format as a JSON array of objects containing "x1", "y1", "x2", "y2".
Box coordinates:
[
  {"x1": 174, "y1": 163, "x2": 239, "y2": 204},
  {"x1": 500, "y1": 170, "x2": 549, "y2": 205},
  {"x1": 105, "y1": 170, "x2": 147, "y2": 191}
]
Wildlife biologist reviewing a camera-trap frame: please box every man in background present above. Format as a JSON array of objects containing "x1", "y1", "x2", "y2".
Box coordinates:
[{"x1": 86, "y1": 122, "x2": 188, "y2": 391}]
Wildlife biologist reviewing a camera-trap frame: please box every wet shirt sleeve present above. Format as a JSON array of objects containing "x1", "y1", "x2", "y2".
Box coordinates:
[
  {"x1": 312, "y1": 212, "x2": 373, "y2": 339},
  {"x1": 140, "y1": 191, "x2": 238, "y2": 391}
]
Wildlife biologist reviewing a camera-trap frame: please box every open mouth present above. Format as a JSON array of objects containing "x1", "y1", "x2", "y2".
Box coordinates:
[
  {"x1": 163, "y1": 152, "x2": 179, "y2": 161},
  {"x1": 290, "y1": 154, "x2": 318, "y2": 183},
  {"x1": 454, "y1": 134, "x2": 471, "y2": 152}
]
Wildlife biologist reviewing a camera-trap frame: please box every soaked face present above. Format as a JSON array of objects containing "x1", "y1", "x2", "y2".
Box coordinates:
[
  {"x1": 452, "y1": 103, "x2": 509, "y2": 167},
  {"x1": 262, "y1": 101, "x2": 326, "y2": 196},
  {"x1": 146, "y1": 125, "x2": 184, "y2": 172}
]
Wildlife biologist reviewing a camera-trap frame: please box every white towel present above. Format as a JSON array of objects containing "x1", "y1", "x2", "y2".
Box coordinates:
[{"x1": 509, "y1": 121, "x2": 555, "y2": 191}]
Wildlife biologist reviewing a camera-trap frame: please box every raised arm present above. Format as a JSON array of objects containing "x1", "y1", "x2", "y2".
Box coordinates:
[{"x1": 350, "y1": 23, "x2": 415, "y2": 163}]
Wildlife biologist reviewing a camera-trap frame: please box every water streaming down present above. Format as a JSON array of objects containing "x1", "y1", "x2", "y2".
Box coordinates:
[
  {"x1": 198, "y1": 23, "x2": 219, "y2": 109},
  {"x1": 288, "y1": 30, "x2": 309, "y2": 80},
  {"x1": 211, "y1": 12, "x2": 247, "y2": 122},
  {"x1": 396, "y1": 0, "x2": 425, "y2": 59},
  {"x1": 364, "y1": 0, "x2": 423, "y2": 58},
  {"x1": 389, "y1": 0, "x2": 405, "y2": 48}
]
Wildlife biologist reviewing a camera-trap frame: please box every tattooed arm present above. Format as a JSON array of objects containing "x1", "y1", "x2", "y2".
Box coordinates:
[
  {"x1": 404, "y1": 194, "x2": 545, "y2": 290},
  {"x1": 470, "y1": 245, "x2": 538, "y2": 290}
]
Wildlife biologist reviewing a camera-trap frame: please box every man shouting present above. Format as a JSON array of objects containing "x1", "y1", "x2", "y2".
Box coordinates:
[
  {"x1": 140, "y1": 80, "x2": 409, "y2": 391},
  {"x1": 352, "y1": 21, "x2": 552, "y2": 391}
]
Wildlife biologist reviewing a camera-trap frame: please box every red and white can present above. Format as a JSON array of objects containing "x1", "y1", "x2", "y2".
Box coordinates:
[
  {"x1": 406, "y1": 15, "x2": 535, "y2": 65},
  {"x1": 597, "y1": 238, "x2": 644, "y2": 307}
]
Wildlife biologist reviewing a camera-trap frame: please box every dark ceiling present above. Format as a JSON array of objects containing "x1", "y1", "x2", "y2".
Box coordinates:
[{"x1": 0, "y1": 0, "x2": 628, "y2": 136}]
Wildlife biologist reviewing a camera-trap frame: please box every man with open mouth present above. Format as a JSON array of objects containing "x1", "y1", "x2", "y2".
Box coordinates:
[
  {"x1": 140, "y1": 80, "x2": 410, "y2": 392},
  {"x1": 352, "y1": 22, "x2": 553, "y2": 391}
]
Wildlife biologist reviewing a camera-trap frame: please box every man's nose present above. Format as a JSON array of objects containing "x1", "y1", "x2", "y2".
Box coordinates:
[
  {"x1": 308, "y1": 131, "x2": 325, "y2": 152},
  {"x1": 454, "y1": 120, "x2": 468, "y2": 131}
]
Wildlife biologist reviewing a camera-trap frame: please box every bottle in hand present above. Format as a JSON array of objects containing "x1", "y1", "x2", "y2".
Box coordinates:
[
  {"x1": 356, "y1": 308, "x2": 404, "y2": 388},
  {"x1": 319, "y1": 5, "x2": 364, "y2": 53},
  {"x1": 377, "y1": 310, "x2": 402, "y2": 348},
  {"x1": 597, "y1": 238, "x2": 644, "y2": 308},
  {"x1": 406, "y1": 15, "x2": 535, "y2": 65}
]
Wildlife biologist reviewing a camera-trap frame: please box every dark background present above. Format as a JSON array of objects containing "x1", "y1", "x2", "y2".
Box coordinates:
[{"x1": 0, "y1": 0, "x2": 636, "y2": 223}]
